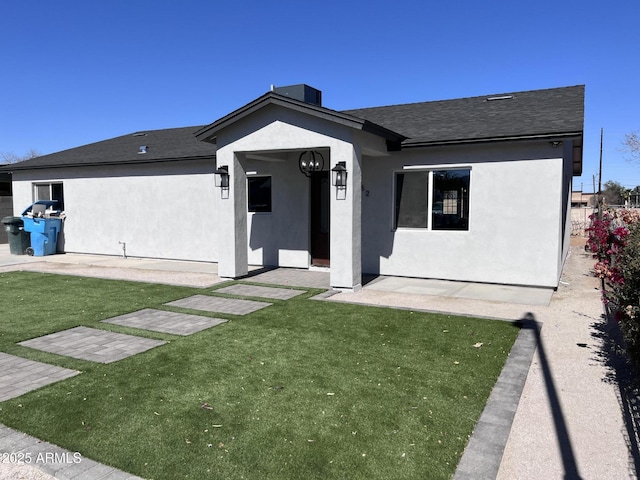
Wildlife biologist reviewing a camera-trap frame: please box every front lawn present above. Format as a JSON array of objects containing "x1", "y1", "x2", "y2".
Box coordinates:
[{"x1": 0, "y1": 271, "x2": 519, "y2": 479}]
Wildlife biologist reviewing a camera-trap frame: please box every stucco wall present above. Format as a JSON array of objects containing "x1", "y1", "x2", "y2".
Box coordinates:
[
  {"x1": 361, "y1": 141, "x2": 565, "y2": 287},
  {"x1": 11, "y1": 159, "x2": 218, "y2": 261}
]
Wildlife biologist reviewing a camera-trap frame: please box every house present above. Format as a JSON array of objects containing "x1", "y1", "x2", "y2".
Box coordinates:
[
  {"x1": 2, "y1": 84, "x2": 584, "y2": 290},
  {"x1": 571, "y1": 190, "x2": 596, "y2": 208}
]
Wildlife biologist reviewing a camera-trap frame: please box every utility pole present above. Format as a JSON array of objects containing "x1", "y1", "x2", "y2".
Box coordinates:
[{"x1": 598, "y1": 128, "x2": 603, "y2": 219}]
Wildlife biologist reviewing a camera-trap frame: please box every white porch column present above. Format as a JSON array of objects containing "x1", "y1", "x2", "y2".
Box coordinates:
[
  {"x1": 215, "y1": 150, "x2": 248, "y2": 279},
  {"x1": 330, "y1": 142, "x2": 362, "y2": 291}
]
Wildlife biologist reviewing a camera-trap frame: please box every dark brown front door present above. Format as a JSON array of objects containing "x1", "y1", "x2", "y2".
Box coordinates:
[{"x1": 310, "y1": 172, "x2": 330, "y2": 266}]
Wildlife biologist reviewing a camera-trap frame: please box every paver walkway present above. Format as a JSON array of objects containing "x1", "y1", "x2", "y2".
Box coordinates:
[
  {"x1": 216, "y1": 283, "x2": 305, "y2": 300},
  {"x1": 19, "y1": 327, "x2": 166, "y2": 364},
  {"x1": 102, "y1": 308, "x2": 227, "y2": 336},
  {"x1": 0, "y1": 353, "x2": 79, "y2": 402},
  {"x1": 165, "y1": 294, "x2": 271, "y2": 315}
]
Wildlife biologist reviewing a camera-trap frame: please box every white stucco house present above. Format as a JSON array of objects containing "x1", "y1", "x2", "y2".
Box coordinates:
[{"x1": 3, "y1": 84, "x2": 584, "y2": 291}]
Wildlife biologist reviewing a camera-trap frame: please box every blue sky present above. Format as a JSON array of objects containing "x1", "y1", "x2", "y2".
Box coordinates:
[{"x1": 1, "y1": 0, "x2": 639, "y2": 191}]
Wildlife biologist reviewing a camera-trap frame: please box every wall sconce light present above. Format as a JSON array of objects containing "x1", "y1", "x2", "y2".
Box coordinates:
[
  {"x1": 550, "y1": 141, "x2": 562, "y2": 148},
  {"x1": 298, "y1": 150, "x2": 325, "y2": 177},
  {"x1": 214, "y1": 166, "x2": 229, "y2": 188},
  {"x1": 331, "y1": 161, "x2": 347, "y2": 188}
]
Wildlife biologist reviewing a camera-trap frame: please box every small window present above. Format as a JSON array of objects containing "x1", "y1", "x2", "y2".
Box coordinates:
[
  {"x1": 432, "y1": 170, "x2": 469, "y2": 230},
  {"x1": 394, "y1": 169, "x2": 470, "y2": 231},
  {"x1": 33, "y1": 182, "x2": 64, "y2": 211},
  {"x1": 247, "y1": 176, "x2": 272, "y2": 213}
]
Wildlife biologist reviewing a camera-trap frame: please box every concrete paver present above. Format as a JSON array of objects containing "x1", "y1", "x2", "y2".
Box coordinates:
[
  {"x1": 19, "y1": 327, "x2": 166, "y2": 364},
  {"x1": 216, "y1": 283, "x2": 305, "y2": 300},
  {"x1": 165, "y1": 294, "x2": 271, "y2": 315},
  {"x1": 0, "y1": 353, "x2": 79, "y2": 402},
  {"x1": 102, "y1": 308, "x2": 227, "y2": 336}
]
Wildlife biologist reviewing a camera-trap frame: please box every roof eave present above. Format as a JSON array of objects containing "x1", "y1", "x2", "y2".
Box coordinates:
[
  {"x1": 402, "y1": 130, "x2": 584, "y2": 175},
  {"x1": 400, "y1": 131, "x2": 583, "y2": 148},
  {"x1": 4, "y1": 154, "x2": 217, "y2": 172}
]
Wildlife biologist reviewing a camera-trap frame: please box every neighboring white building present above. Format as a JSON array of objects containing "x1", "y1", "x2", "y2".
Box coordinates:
[{"x1": 3, "y1": 84, "x2": 584, "y2": 290}]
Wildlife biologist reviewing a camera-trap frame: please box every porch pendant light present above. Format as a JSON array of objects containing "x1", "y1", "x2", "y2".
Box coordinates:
[
  {"x1": 214, "y1": 166, "x2": 229, "y2": 188},
  {"x1": 331, "y1": 161, "x2": 347, "y2": 188},
  {"x1": 298, "y1": 150, "x2": 325, "y2": 177}
]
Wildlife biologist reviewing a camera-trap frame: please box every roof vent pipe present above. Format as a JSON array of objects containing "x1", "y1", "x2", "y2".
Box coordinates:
[
  {"x1": 138, "y1": 146, "x2": 147, "y2": 154},
  {"x1": 486, "y1": 95, "x2": 514, "y2": 101}
]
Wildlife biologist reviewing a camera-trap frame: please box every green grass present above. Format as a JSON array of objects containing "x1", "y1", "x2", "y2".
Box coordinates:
[{"x1": 0, "y1": 271, "x2": 519, "y2": 480}]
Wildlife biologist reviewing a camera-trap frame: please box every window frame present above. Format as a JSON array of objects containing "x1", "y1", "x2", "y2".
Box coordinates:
[
  {"x1": 247, "y1": 175, "x2": 272, "y2": 213},
  {"x1": 32, "y1": 182, "x2": 64, "y2": 211},
  {"x1": 393, "y1": 167, "x2": 471, "y2": 231}
]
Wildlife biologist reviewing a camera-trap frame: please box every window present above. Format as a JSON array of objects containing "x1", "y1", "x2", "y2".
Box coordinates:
[
  {"x1": 247, "y1": 176, "x2": 272, "y2": 213},
  {"x1": 432, "y1": 170, "x2": 470, "y2": 230},
  {"x1": 33, "y1": 182, "x2": 64, "y2": 211},
  {"x1": 394, "y1": 169, "x2": 470, "y2": 231},
  {"x1": 395, "y1": 171, "x2": 428, "y2": 228}
]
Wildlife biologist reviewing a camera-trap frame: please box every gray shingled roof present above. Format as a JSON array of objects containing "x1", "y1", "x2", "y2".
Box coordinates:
[
  {"x1": 2, "y1": 85, "x2": 583, "y2": 171},
  {"x1": 344, "y1": 85, "x2": 584, "y2": 147},
  {"x1": 4, "y1": 126, "x2": 214, "y2": 171}
]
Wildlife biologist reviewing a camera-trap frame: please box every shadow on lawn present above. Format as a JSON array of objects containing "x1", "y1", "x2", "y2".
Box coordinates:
[{"x1": 591, "y1": 309, "x2": 640, "y2": 478}]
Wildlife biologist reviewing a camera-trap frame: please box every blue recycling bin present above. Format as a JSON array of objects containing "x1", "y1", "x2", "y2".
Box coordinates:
[{"x1": 21, "y1": 201, "x2": 62, "y2": 256}]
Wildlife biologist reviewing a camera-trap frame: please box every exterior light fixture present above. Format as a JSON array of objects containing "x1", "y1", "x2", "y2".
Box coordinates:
[
  {"x1": 550, "y1": 141, "x2": 562, "y2": 148},
  {"x1": 331, "y1": 161, "x2": 347, "y2": 188},
  {"x1": 298, "y1": 150, "x2": 325, "y2": 177},
  {"x1": 214, "y1": 166, "x2": 229, "y2": 188}
]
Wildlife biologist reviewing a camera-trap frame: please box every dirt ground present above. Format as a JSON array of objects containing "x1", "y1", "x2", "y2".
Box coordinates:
[{"x1": 570, "y1": 234, "x2": 587, "y2": 248}]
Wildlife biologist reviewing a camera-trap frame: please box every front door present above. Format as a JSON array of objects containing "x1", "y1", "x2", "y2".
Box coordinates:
[{"x1": 310, "y1": 172, "x2": 330, "y2": 266}]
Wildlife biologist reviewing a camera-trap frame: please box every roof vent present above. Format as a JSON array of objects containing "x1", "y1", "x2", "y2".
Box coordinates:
[
  {"x1": 138, "y1": 145, "x2": 148, "y2": 154},
  {"x1": 486, "y1": 95, "x2": 514, "y2": 101},
  {"x1": 273, "y1": 84, "x2": 322, "y2": 106},
  {"x1": 132, "y1": 132, "x2": 147, "y2": 137}
]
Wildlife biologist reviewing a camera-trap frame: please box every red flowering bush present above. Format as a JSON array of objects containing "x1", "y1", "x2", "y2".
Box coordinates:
[
  {"x1": 588, "y1": 208, "x2": 640, "y2": 364},
  {"x1": 586, "y1": 210, "x2": 629, "y2": 286}
]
